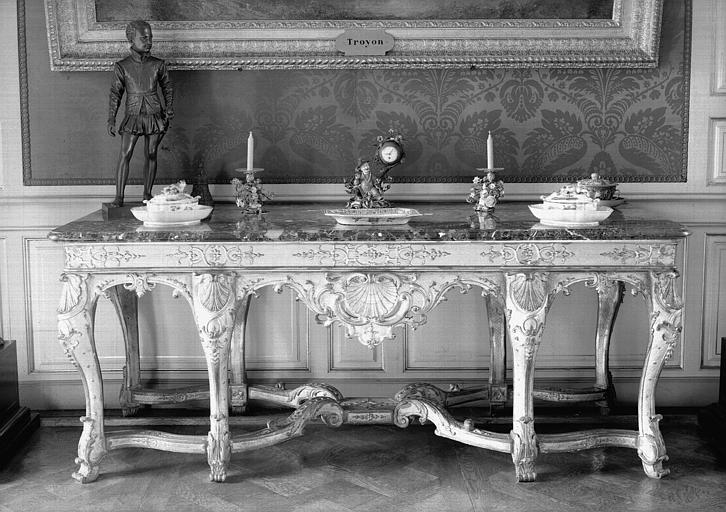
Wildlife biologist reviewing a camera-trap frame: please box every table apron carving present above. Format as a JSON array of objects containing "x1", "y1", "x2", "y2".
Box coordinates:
[{"x1": 63, "y1": 241, "x2": 679, "y2": 270}]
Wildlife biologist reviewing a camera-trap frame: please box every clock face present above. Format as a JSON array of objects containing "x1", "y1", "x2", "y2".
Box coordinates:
[{"x1": 379, "y1": 140, "x2": 402, "y2": 165}]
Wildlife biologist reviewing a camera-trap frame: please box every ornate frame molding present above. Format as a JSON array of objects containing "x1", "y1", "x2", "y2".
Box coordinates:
[{"x1": 44, "y1": 0, "x2": 664, "y2": 71}]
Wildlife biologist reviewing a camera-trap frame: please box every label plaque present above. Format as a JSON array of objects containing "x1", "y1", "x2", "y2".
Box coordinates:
[{"x1": 335, "y1": 30, "x2": 394, "y2": 56}]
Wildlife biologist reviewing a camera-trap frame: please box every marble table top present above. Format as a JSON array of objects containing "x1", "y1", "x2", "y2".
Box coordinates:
[{"x1": 48, "y1": 202, "x2": 688, "y2": 243}]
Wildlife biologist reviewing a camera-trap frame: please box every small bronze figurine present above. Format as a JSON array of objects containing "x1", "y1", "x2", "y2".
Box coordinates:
[
  {"x1": 345, "y1": 130, "x2": 405, "y2": 209},
  {"x1": 345, "y1": 160, "x2": 389, "y2": 209},
  {"x1": 108, "y1": 20, "x2": 173, "y2": 207}
]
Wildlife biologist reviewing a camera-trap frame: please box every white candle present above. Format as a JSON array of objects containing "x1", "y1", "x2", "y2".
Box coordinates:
[
  {"x1": 486, "y1": 131, "x2": 494, "y2": 169},
  {"x1": 247, "y1": 131, "x2": 254, "y2": 170}
]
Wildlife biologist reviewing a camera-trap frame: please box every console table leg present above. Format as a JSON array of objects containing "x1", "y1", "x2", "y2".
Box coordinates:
[
  {"x1": 485, "y1": 294, "x2": 507, "y2": 411},
  {"x1": 58, "y1": 273, "x2": 106, "y2": 483},
  {"x1": 637, "y1": 271, "x2": 682, "y2": 478},
  {"x1": 193, "y1": 273, "x2": 236, "y2": 482},
  {"x1": 505, "y1": 272, "x2": 549, "y2": 482},
  {"x1": 230, "y1": 296, "x2": 252, "y2": 415},
  {"x1": 594, "y1": 278, "x2": 623, "y2": 414},
  {"x1": 107, "y1": 285, "x2": 141, "y2": 417}
]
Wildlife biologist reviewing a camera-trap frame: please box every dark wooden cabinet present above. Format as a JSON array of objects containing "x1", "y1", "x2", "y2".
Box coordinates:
[{"x1": 0, "y1": 339, "x2": 39, "y2": 465}]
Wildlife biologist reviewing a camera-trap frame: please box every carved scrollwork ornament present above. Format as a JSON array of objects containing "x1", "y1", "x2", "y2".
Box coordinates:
[
  {"x1": 394, "y1": 383, "x2": 448, "y2": 404},
  {"x1": 281, "y1": 272, "x2": 503, "y2": 347},
  {"x1": 267, "y1": 397, "x2": 345, "y2": 434},
  {"x1": 286, "y1": 383, "x2": 345, "y2": 407}
]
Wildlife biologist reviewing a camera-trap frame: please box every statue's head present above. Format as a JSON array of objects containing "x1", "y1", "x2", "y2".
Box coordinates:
[{"x1": 126, "y1": 20, "x2": 153, "y2": 53}]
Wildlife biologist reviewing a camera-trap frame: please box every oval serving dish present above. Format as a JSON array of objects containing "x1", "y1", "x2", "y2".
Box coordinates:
[
  {"x1": 324, "y1": 208, "x2": 424, "y2": 225},
  {"x1": 528, "y1": 204, "x2": 613, "y2": 227},
  {"x1": 131, "y1": 205, "x2": 213, "y2": 227}
]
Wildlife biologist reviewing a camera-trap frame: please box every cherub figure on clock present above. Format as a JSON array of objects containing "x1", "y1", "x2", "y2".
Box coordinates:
[{"x1": 345, "y1": 130, "x2": 405, "y2": 209}]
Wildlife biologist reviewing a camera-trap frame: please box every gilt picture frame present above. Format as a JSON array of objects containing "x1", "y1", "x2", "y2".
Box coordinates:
[{"x1": 44, "y1": 0, "x2": 664, "y2": 71}]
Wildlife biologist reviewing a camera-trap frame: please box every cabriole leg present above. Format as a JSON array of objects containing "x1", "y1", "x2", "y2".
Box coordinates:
[
  {"x1": 505, "y1": 272, "x2": 550, "y2": 482},
  {"x1": 594, "y1": 277, "x2": 623, "y2": 414},
  {"x1": 107, "y1": 285, "x2": 141, "y2": 416},
  {"x1": 485, "y1": 294, "x2": 507, "y2": 412},
  {"x1": 58, "y1": 273, "x2": 106, "y2": 483},
  {"x1": 193, "y1": 273, "x2": 237, "y2": 482},
  {"x1": 637, "y1": 271, "x2": 682, "y2": 478},
  {"x1": 230, "y1": 295, "x2": 252, "y2": 415}
]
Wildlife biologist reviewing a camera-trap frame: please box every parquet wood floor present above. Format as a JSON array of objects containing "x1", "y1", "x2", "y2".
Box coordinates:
[{"x1": 1, "y1": 415, "x2": 725, "y2": 512}]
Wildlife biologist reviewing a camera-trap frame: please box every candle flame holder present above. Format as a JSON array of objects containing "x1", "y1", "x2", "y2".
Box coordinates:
[
  {"x1": 467, "y1": 167, "x2": 504, "y2": 213},
  {"x1": 232, "y1": 168, "x2": 271, "y2": 214}
]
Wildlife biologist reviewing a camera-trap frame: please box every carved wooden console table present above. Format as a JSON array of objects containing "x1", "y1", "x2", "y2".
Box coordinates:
[{"x1": 48, "y1": 202, "x2": 687, "y2": 483}]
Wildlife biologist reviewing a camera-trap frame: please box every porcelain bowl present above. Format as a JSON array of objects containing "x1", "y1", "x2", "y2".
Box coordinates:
[
  {"x1": 131, "y1": 205, "x2": 213, "y2": 226},
  {"x1": 528, "y1": 204, "x2": 613, "y2": 227},
  {"x1": 144, "y1": 196, "x2": 199, "y2": 213}
]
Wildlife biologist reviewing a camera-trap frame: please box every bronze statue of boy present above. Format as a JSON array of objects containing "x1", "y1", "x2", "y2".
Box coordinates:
[{"x1": 107, "y1": 20, "x2": 173, "y2": 207}]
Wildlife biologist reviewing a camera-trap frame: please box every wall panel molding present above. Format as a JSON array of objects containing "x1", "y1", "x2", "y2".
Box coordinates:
[
  {"x1": 708, "y1": 118, "x2": 726, "y2": 185},
  {"x1": 701, "y1": 234, "x2": 726, "y2": 367},
  {"x1": 712, "y1": 0, "x2": 726, "y2": 94}
]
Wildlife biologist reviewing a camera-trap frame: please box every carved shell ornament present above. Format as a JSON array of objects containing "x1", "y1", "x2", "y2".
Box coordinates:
[
  {"x1": 342, "y1": 273, "x2": 401, "y2": 320},
  {"x1": 58, "y1": 273, "x2": 88, "y2": 315},
  {"x1": 509, "y1": 273, "x2": 549, "y2": 313},
  {"x1": 197, "y1": 273, "x2": 234, "y2": 312}
]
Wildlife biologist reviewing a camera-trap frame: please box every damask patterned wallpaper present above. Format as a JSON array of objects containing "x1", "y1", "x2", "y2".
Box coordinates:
[{"x1": 23, "y1": 0, "x2": 689, "y2": 185}]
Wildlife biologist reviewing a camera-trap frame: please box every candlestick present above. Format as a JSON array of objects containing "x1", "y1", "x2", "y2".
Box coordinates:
[
  {"x1": 486, "y1": 131, "x2": 494, "y2": 169},
  {"x1": 247, "y1": 131, "x2": 254, "y2": 171}
]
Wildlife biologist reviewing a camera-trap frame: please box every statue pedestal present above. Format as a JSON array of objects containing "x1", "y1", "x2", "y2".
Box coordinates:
[
  {"x1": 0, "y1": 340, "x2": 39, "y2": 466},
  {"x1": 102, "y1": 202, "x2": 144, "y2": 220}
]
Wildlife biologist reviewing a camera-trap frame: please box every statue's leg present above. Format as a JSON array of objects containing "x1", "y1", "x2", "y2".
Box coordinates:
[
  {"x1": 113, "y1": 133, "x2": 139, "y2": 207},
  {"x1": 57, "y1": 273, "x2": 105, "y2": 483},
  {"x1": 143, "y1": 132, "x2": 164, "y2": 201},
  {"x1": 505, "y1": 272, "x2": 549, "y2": 482},
  {"x1": 192, "y1": 273, "x2": 237, "y2": 482},
  {"x1": 637, "y1": 271, "x2": 682, "y2": 478}
]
